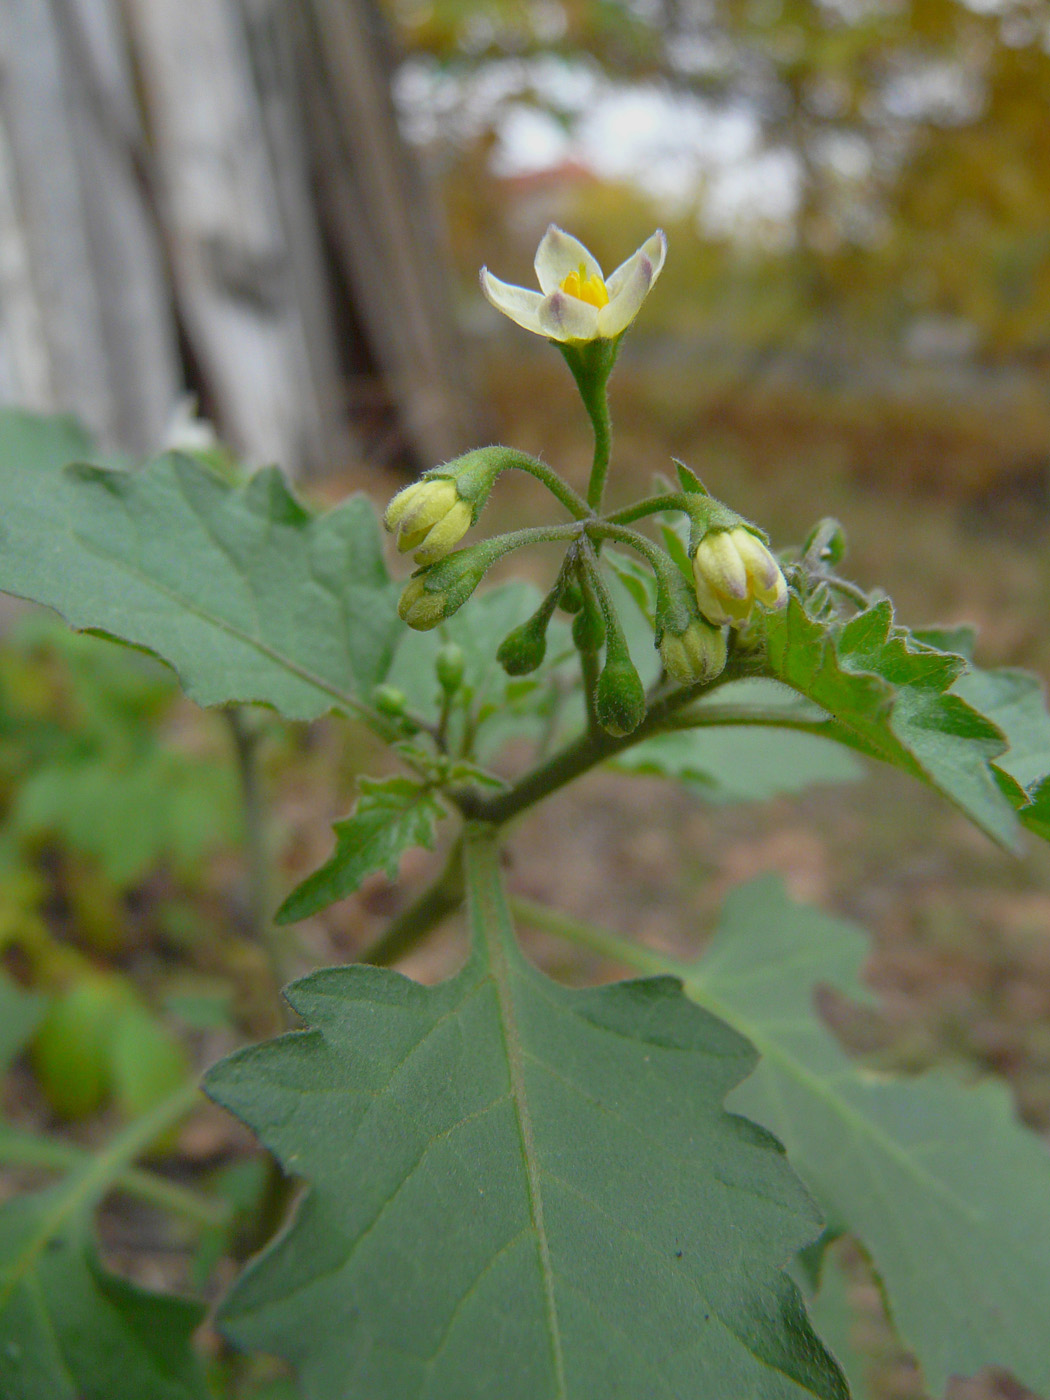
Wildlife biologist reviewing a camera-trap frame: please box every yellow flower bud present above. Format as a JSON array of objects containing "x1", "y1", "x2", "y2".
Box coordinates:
[
  {"x1": 384, "y1": 478, "x2": 471, "y2": 564},
  {"x1": 397, "y1": 576, "x2": 447, "y2": 631},
  {"x1": 692, "y1": 526, "x2": 787, "y2": 628},
  {"x1": 659, "y1": 619, "x2": 727, "y2": 685}
]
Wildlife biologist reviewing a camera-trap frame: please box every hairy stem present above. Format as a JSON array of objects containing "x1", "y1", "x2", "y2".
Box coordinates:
[
  {"x1": 357, "y1": 834, "x2": 466, "y2": 966},
  {"x1": 457, "y1": 665, "x2": 742, "y2": 826},
  {"x1": 501, "y1": 451, "x2": 592, "y2": 520},
  {"x1": 585, "y1": 383, "x2": 612, "y2": 511},
  {"x1": 509, "y1": 896, "x2": 675, "y2": 978},
  {"x1": 606, "y1": 494, "x2": 691, "y2": 526}
]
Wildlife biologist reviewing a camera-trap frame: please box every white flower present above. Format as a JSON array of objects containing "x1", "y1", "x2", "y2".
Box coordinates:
[
  {"x1": 692, "y1": 527, "x2": 788, "y2": 627},
  {"x1": 480, "y1": 226, "x2": 667, "y2": 342}
]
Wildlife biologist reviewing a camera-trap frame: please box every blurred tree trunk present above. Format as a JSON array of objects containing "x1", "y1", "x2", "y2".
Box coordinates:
[{"x1": 0, "y1": 0, "x2": 472, "y2": 476}]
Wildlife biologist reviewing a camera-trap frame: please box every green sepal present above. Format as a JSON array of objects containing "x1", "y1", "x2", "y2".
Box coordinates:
[
  {"x1": 672, "y1": 458, "x2": 710, "y2": 495},
  {"x1": 556, "y1": 336, "x2": 622, "y2": 403},
  {"x1": 420, "y1": 446, "x2": 521, "y2": 522},
  {"x1": 684, "y1": 498, "x2": 760, "y2": 556},
  {"x1": 801, "y1": 518, "x2": 848, "y2": 569}
]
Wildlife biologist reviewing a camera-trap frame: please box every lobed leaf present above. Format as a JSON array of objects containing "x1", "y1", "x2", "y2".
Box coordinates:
[
  {"x1": 951, "y1": 664, "x2": 1050, "y2": 838},
  {"x1": 680, "y1": 877, "x2": 1050, "y2": 1396},
  {"x1": 0, "y1": 1191, "x2": 207, "y2": 1400},
  {"x1": 763, "y1": 597, "x2": 1019, "y2": 845},
  {"x1": 277, "y1": 777, "x2": 447, "y2": 923},
  {"x1": 207, "y1": 836, "x2": 848, "y2": 1400},
  {"x1": 0, "y1": 412, "x2": 399, "y2": 721}
]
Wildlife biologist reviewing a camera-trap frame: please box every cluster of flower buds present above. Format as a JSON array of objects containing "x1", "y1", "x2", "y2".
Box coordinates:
[{"x1": 381, "y1": 225, "x2": 792, "y2": 740}]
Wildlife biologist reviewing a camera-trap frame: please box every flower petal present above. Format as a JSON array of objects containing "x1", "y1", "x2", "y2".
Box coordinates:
[
  {"x1": 704, "y1": 531, "x2": 750, "y2": 598},
  {"x1": 480, "y1": 269, "x2": 546, "y2": 335},
  {"x1": 534, "y1": 225, "x2": 603, "y2": 295},
  {"x1": 538, "y1": 290, "x2": 602, "y2": 342},
  {"x1": 413, "y1": 501, "x2": 473, "y2": 565},
  {"x1": 733, "y1": 529, "x2": 781, "y2": 592},
  {"x1": 597, "y1": 254, "x2": 654, "y2": 337},
  {"x1": 605, "y1": 229, "x2": 666, "y2": 298}
]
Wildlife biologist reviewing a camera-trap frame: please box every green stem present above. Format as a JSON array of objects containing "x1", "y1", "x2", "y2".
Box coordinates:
[
  {"x1": 0, "y1": 1081, "x2": 202, "y2": 1308},
  {"x1": 484, "y1": 522, "x2": 585, "y2": 555},
  {"x1": 585, "y1": 387, "x2": 612, "y2": 511},
  {"x1": 579, "y1": 645, "x2": 601, "y2": 736},
  {"x1": 500, "y1": 451, "x2": 592, "y2": 520},
  {"x1": 606, "y1": 494, "x2": 691, "y2": 526},
  {"x1": 457, "y1": 663, "x2": 742, "y2": 826},
  {"x1": 510, "y1": 896, "x2": 675, "y2": 978},
  {"x1": 357, "y1": 834, "x2": 465, "y2": 966},
  {"x1": 588, "y1": 521, "x2": 677, "y2": 581},
  {"x1": 0, "y1": 1125, "x2": 229, "y2": 1228},
  {"x1": 225, "y1": 709, "x2": 289, "y2": 1028}
]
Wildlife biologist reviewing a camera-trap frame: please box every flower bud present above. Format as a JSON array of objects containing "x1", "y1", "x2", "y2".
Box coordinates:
[
  {"x1": 397, "y1": 544, "x2": 494, "y2": 631},
  {"x1": 373, "y1": 684, "x2": 408, "y2": 716},
  {"x1": 572, "y1": 601, "x2": 605, "y2": 653},
  {"x1": 436, "y1": 643, "x2": 465, "y2": 694},
  {"x1": 397, "y1": 576, "x2": 447, "y2": 630},
  {"x1": 384, "y1": 478, "x2": 473, "y2": 565},
  {"x1": 659, "y1": 619, "x2": 727, "y2": 685},
  {"x1": 559, "y1": 577, "x2": 584, "y2": 614},
  {"x1": 497, "y1": 617, "x2": 548, "y2": 676},
  {"x1": 691, "y1": 526, "x2": 787, "y2": 628},
  {"x1": 595, "y1": 655, "x2": 646, "y2": 737},
  {"x1": 802, "y1": 517, "x2": 847, "y2": 568}
]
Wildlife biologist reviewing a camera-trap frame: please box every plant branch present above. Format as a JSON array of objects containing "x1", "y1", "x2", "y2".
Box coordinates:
[
  {"x1": 501, "y1": 451, "x2": 592, "y2": 520},
  {"x1": 0, "y1": 1125, "x2": 229, "y2": 1229},
  {"x1": 587, "y1": 521, "x2": 679, "y2": 584},
  {"x1": 456, "y1": 664, "x2": 745, "y2": 826},
  {"x1": 605, "y1": 494, "x2": 691, "y2": 526},
  {"x1": 225, "y1": 708, "x2": 290, "y2": 1026},
  {"x1": 357, "y1": 834, "x2": 466, "y2": 966},
  {"x1": 509, "y1": 896, "x2": 677, "y2": 978}
]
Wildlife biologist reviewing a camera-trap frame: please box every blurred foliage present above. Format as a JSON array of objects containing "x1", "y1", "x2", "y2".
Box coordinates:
[
  {"x1": 387, "y1": 0, "x2": 1050, "y2": 359},
  {"x1": 0, "y1": 618, "x2": 241, "y2": 1120}
]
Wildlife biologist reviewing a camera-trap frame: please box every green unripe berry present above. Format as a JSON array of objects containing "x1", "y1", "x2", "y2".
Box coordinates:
[
  {"x1": 595, "y1": 656, "x2": 646, "y2": 737},
  {"x1": 436, "y1": 643, "x2": 466, "y2": 694}
]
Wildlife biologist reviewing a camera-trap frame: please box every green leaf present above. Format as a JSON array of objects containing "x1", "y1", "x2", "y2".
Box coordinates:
[
  {"x1": 951, "y1": 664, "x2": 1050, "y2": 832},
  {"x1": 792, "y1": 1241, "x2": 874, "y2": 1400},
  {"x1": 763, "y1": 597, "x2": 1019, "y2": 845},
  {"x1": 0, "y1": 1193, "x2": 207, "y2": 1400},
  {"x1": 0, "y1": 408, "x2": 103, "y2": 478},
  {"x1": 0, "y1": 433, "x2": 399, "y2": 720},
  {"x1": 276, "y1": 777, "x2": 446, "y2": 923},
  {"x1": 0, "y1": 974, "x2": 45, "y2": 1075},
  {"x1": 207, "y1": 833, "x2": 847, "y2": 1400},
  {"x1": 683, "y1": 878, "x2": 1050, "y2": 1397},
  {"x1": 0, "y1": 1084, "x2": 207, "y2": 1399},
  {"x1": 613, "y1": 680, "x2": 861, "y2": 801}
]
